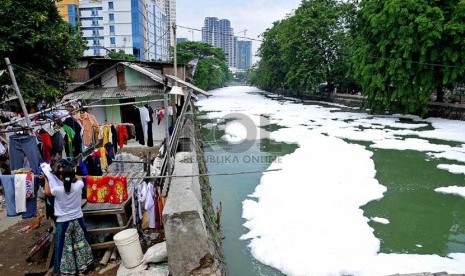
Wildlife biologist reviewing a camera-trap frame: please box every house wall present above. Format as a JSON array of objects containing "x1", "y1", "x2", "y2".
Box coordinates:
[
  {"x1": 91, "y1": 106, "x2": 107, "y2": 125},
  {"x1": 101, "y1": 69, "x2": 118, "y2": 87},
  {"x1": 125, "y1": 68, "x2": 155, "y2": 86},
  {"x1": 105, "y1": 99, "x2": 122, "y2": 123}
]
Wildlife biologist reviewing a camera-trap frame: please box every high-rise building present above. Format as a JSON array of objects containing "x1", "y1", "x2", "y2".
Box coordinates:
[
  {"x1": 79, "y1": 0, "x2": 104, "y2": 57},
  {"x1": 164, "y1": 0, "x2": 176, "y2": 47},
  {"x1": 154, "y1": 1, "x2": 169, "y2": 61},
  {"x1": 202, "y1": 17, "x2": 219, "y2": 47},
  {"x1": 237, "y1": 40, "x2": 252, "y2": 70},
  {"x1": 202, "y1": 17, "x2": 237, "y2": 68},
  {"x1": 56, "y1": 0, "x2": 80, "y2": 27},
  {"x1": 79, "y1": 0, "x2": 169, "y2": 61}
]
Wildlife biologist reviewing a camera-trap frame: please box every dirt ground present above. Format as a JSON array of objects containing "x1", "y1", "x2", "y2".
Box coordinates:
[
  {"x1": 0, "y1": 203, "x2": 118, "y2": 276},
  {"x1": 0, "y1": 146, "x2": 159, "y2": 276}
]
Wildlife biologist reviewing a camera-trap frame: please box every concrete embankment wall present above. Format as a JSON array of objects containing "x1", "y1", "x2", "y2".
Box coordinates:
[
  {"x1": 299, "y1": 93, "x2": 465, "y2": 120},
  {"x1": 162, "y1": 112, "x2": 223, "y2": 276}
]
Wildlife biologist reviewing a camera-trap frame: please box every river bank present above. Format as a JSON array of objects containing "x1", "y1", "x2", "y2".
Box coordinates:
[{"x1": 273, "y1": 91, "x2": 465, "y2": 121}]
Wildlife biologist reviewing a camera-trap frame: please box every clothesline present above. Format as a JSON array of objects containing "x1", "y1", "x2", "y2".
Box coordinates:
[
  {"x1": 84, "y1": 99, "x2": 165, "y2": 108},
  {"x1": 0, "y1": 98, "x2": 104, "y2": 132},
  {"x1": 126, "y1": 168, "x2": 283, "y2": 179},
  {"x1": 0, "y1": 99, "x2": 82, "y2": 128},
  {"x1": 27, "y1": 168, "x2": 282, "y2": 179}
]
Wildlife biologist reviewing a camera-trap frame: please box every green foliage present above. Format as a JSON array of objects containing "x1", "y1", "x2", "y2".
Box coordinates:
[
  {"x1": 352, "y1": 0, "x2": 465, "y2": 115},
  {"x1": 176, "y1": 41, "x2": 230, "y2": 90},
  {"x1": 0, "y1": 0, "x2": 85, "y2": 103},
  {"x1": 250, "y1": 0, "x2": 357, "y2": 95},
  {"x1": 108, "y1": 50, "x2": 137, "y2": 61}
]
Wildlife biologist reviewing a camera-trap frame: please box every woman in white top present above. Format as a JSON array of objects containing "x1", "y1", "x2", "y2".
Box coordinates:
[{"x1": 42, "y1": 163, "x2": 93, "y2": 275}]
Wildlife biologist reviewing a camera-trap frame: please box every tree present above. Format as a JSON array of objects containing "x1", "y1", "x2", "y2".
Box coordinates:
[
  {"x1": 108, "y1": 50, "x2": 137, "y2": 61},
  {"x1": 176, "y1": 41, "x2": 230, "y2": 90},
  {"x1": 352, "y1": 0, "x2": 465, "y2": 114},
  {"x1": 250, "y1": 0, "x2": 356, "y2": 95},
  {"x1": 0, "y1": 0, "x2": 85, "y2": 103}
]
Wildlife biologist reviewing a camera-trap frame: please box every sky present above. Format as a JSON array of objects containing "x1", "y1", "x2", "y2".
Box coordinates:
[{"x1": 176, "y1": 0, "x2": 302, "y2": 64}]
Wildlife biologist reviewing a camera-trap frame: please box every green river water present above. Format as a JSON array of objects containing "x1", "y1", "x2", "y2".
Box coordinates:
[{"x1": 198, "y1": 98, "x2": 465, "y2": 275}]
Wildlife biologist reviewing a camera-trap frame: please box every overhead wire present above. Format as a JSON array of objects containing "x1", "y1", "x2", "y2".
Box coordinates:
[
  {"x1": 10, "y1": 64, "x2": 68, "y2": 85},
  {"x1": 176, "y1": 25, "x2": 264, "y2": 42}
]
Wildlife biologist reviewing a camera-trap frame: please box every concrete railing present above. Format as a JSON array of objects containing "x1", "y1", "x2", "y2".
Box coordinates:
[{"x1": 162, "y1": 119, "x2": 218, "y2": 276}]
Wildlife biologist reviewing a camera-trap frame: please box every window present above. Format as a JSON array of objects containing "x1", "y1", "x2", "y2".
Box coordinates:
[
  {"x1": 109, "y1": 25, "x2": 115, "y2": 34},
  {"x1": 91, "y1": 8, "x2": 98, "y2": 16},
  {"x1": 109, "y1": 14, "x2": 114, "y2": 22},
  {"x1": 110, "y1": 37, "x2": 116, "y2": 45},
  {"x1": 108, "y1": 2, "x2": 114, "y2": 10},
  {"x1": 92, "y1": 19, "x2": 98, "y2": 26}
]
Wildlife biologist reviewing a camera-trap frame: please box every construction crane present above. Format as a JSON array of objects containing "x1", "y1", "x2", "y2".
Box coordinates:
[{"x1": 236, "y1": 28, "x2": 247, "y2": 37}]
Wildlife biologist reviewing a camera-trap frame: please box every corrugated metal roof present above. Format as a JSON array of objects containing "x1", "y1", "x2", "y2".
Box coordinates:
[
  {"x1": 165, "y1": 75, "x2": 211, "y2": 97},
  {"x1": 62, "y1": 86, "x2": 164, "y2": 100}
]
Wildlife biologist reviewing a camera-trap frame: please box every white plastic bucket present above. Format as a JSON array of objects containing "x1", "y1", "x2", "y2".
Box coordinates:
[{"x1": 113, "y1": 228, "x2": 143, "y2": 268}]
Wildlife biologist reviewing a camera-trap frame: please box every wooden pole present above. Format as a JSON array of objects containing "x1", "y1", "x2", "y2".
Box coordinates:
[
  {"x1": 4, "y1": 58, "x2": 32, "y2": 133},
  {"x1": 172, "y1": 23, "x2": 178, "y2": 124}
]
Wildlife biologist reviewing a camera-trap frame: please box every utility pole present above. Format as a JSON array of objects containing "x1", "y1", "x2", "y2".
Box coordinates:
[
  {"x1": 4, "y1": 58, "x2": 32, "y2": 133},
  {"x1": 163, "y1": 80, "x2": 171, "y2": 187},
  {"x1": 172, "y1": 23, "x2": 178, "y2": 123},
  {"x1": 173, "y1": 23, "x2": 177, "y2": 80}
]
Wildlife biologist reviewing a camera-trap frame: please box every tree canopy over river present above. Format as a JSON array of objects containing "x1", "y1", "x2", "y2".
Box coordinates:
[{"x1": 249, "y1": 0, "x2": 465, "y2": 116}]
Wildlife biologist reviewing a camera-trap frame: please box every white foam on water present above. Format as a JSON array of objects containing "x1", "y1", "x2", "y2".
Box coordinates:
[
  {"x1": 371, "y1": 217, "x2": 390, "y2": 224},
  {"x1": 435, "y1": 186, "x2": 465, "y2": 198},
  {"x1": 197, "y1": 86, "x2": 465, "y2": 275},
  {"x1": 357, "y1": 117, "x2": 429, "y2": 129},
  {"x1": 371, "y1": 138, "x2": 452, "y2": 152},
  {"x1": 427, "y1": 150, "x2": 465, "y2": 163},
  {"x1": 437, "y1": 164, "x2": 465, "y2": 175},
  {"x1": 420, "y1": 118, "x2": 465, "y2": 143}
]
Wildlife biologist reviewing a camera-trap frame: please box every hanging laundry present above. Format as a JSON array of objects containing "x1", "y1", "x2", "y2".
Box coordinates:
[
  {"x1": 62, "y1": 125, "x2": 75, "y2": 159},
  {"x1": 145, "y1": 183, "x2": 155, "y2": 229},
  {"x1": 84, "y1": 156, "x2": 101, "y2": 177},
  {"x1": 146, "y1": 105, "x2": 154, "y2": 147},
  {"x1": 117, "y1": 125, "x2": 128, "y2": 149},
  {"x1": 155, "y1": 186, "x2": 164, "y2": 229},
  {"x1": 137, "y1": 181, "x2": 148, "y2": 219},
  {"x1": 127, "y1": 107, "x2": 144, "y2": 145},
  {"x1": 86, "y1": 175, "x2": 128, "y2": 204},
  {"x1": 0, "y1": 173, "x2": 38, "y2": 218},
  {"x1": 111, "y1": 125, "x2": 118, "y2": 154},
  {"x1": 94, "y1": 147, "x2": 109, "y2": 171},
  {"x1": 126, "y1": 124, "x2": 136, "y2": 140},
  {"x1": 139, "y1": 106, "x2": 150, "y2": 146},
  {"x1": 157, "y1": 109, "x2": 165, "y2": 125},
  {"x1": 102, "y1": 125, "x2": 111, "y2": 145},
  {"x1": 25, "y1": 172, "x2": 34, "y2": 199},
  {"x1": 63, "y1": 117, "x2": 83, "y2": 157},
  {"x1": 51, "y1": 131, "x2": 64, "y2": 157},
  {"x1": 36, "y1": 130, "x2": 53, "y2": 162},
  {"x1": 9, "y1": 134, "x2": 41, "y2": 173},
  {"x1": 0, "y1": 175, "x2": 17, "y2": 216},
  {"x1": 74, "y1": 110, "x2": 99, "y2": 147},
  {"x1": 104, "y1": 142, "x2": 115, "y2": 166}
]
